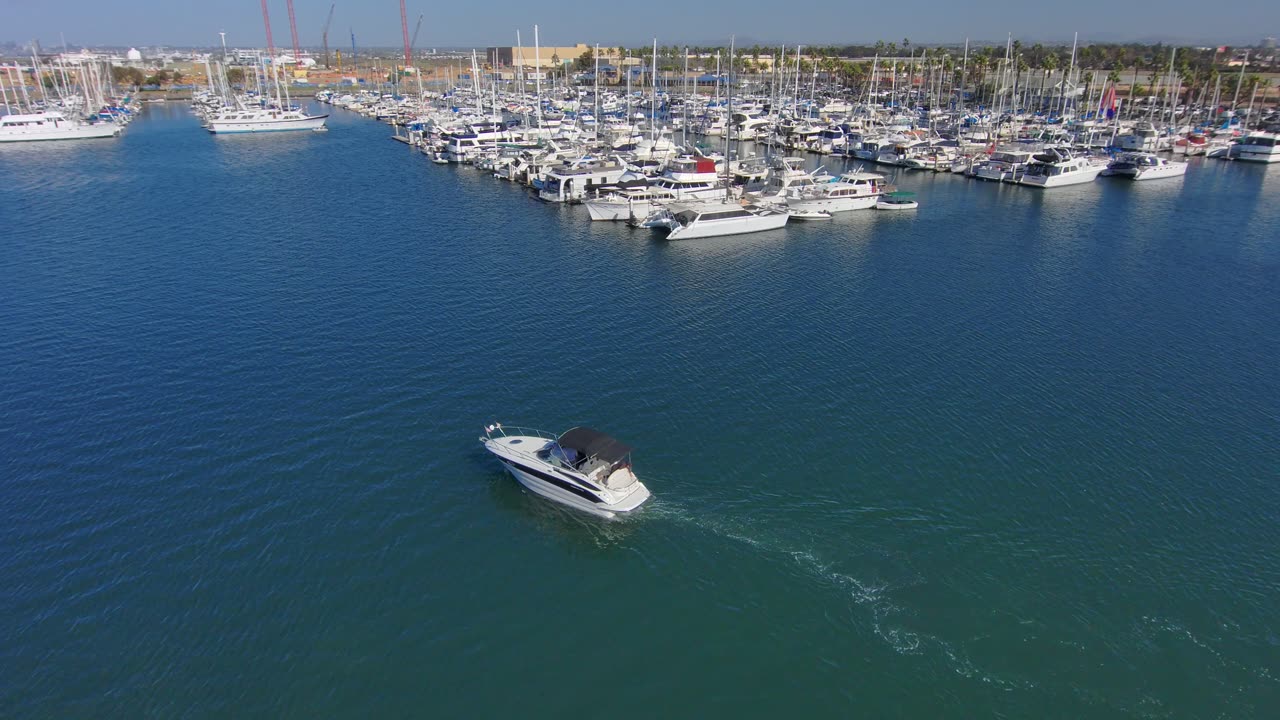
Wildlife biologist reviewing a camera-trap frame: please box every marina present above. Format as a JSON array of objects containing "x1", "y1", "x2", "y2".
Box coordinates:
[{"x1": 3, "y1": 14, "x2": 1280, "y2": 720}]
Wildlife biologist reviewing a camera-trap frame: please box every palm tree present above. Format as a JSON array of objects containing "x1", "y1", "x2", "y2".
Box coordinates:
[
  {"x1": 1041, "y1": 51, "x2": 1059, "y2": 109},
  {"x1": 1015, "y1": 55, "x2": 1029, "y2": 106}
]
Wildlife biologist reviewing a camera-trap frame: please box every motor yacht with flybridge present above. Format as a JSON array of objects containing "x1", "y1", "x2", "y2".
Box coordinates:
[{"x1": 481, "y1": 424, "x2": 651, "y2": 518}]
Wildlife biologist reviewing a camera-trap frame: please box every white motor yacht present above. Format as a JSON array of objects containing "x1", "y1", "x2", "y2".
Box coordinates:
[
  {"x1": 0, "y1": 112, "x2": 121, "y2": 143},
  {"x1": 643, "y1": 201, "x2": 789, "y2": 240},
  {"x1": 1229, "y1": 132, "x2": 1280, "y2": 163},
  {"x1": 782, "y1": 170, "x2": 885, "y2": 213},
  {"x1": 481, "y1": 424, "x2": 651, "y2": 518},
  {"x1": 584, "y1": 185, "x2": 677, "y2": 221},
  {"x1": 207, "y1": 107, "x2": 329, "y2": 134},
  {"x1": 972, "y1": 149, "x2": 1036, "y2": 182},
  {"x1": 1104, "y1": 152, "x2": 1188, "y2": 181},
  {"x1": 1019, "y1": 148, "x2": 1107, "y2": 188}
]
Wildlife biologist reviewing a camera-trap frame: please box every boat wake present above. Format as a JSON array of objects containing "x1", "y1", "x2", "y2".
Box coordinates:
[{"x1": 640, "y1": 496, "x2": 1033, "y2": 690}]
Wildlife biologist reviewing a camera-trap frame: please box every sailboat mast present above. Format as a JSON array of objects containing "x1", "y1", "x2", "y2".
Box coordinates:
[
  {"x1": 723, "y1": 36, "x2": 734, "y2": 203},
  {"x1": 533, "y1": 25, "x2": 543, "y2": 130},
  {"x1": 651, "y1": 38, "x2": 657, "y2": 142},
  {"x1": 1061, "y1": 32, "x2": 1077, "y2": 118},
  {"x1": 683, "y1": 47, "x2": 689, "y2": 146}
]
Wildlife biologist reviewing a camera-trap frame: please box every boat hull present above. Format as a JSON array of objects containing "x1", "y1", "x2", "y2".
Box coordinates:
[
  {"x1": 1231, "y1": 149, "x2": 1280, "y2": 163},
  {"x1": 1020, "y1": 166, "x2": 1105, "y2": 188},
  {"x1": 208, "y1": 115, "x2": 328, "y2": 134},
  {"x1": 666, "y1": 212, "x2": 788, "y2": 240},
  {"x1": 501, "y1": 460, "x2": 650, "y2": 519},
  {"x1": 584, "y1": 199, "x2": 658, "y2": 222},
  {"x1": 0, "y1": 124, "x2": 120, "y2": 142},
  {"x1": 1133, "y1": 164, "x2": 1188, "y2": 181},
  {"x1": 784, "y1": 194, "x2": 878, "y2": 213},
  {"x1": 483, "y1": 435, "x2": 651, "y2": 519}
]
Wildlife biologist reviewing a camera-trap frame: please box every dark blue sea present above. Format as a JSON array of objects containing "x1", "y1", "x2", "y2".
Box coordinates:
[{"x1": 2, "y1": 104, "x2": 1278, "y2": 717}]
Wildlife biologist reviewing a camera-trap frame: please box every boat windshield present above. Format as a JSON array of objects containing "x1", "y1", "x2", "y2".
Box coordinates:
[{"x1": 536, "y1": 443, "x2": 580, "y2": 468}]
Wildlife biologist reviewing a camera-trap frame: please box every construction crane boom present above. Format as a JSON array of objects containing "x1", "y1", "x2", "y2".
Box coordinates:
[
  {"x1": 399, "y1": 0, "x2": 412, "y2": 70},
  {"x1": 411, "y1": 13, "x2": 424, "y2": 49},
  {"x1": 259, "y1": 0, "x2": 275, "y2": 58},
  {"x1": 285, "y1": 0, "x2": 301, "y2": 64},
  {"x1": 321, "y1": 3, "x2": 335, "y2": 68}
]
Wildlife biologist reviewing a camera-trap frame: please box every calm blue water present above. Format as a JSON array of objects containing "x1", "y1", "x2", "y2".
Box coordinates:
[{"x1": 2, "y1": 105, "x2": 1278, "y2": 717}]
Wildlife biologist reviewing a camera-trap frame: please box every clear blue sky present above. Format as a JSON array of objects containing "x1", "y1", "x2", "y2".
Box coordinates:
[{"x1": 4, "y1": 0, "x2": 1277, "y2": 49}]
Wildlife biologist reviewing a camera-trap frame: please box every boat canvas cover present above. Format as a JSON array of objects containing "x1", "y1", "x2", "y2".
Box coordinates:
[{"x1": 557, "y1": 427, "x2": 633, "y2": 463}]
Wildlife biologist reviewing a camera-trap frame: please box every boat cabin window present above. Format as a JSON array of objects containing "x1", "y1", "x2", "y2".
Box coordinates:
[{"x1": 697, "y1": 209, "x2": 752, "y2": 221}]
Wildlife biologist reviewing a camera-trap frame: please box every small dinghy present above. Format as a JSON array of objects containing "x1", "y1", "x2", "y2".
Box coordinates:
[{"x1": 875, "y1": 191, "x2": 918, "y2": 210}]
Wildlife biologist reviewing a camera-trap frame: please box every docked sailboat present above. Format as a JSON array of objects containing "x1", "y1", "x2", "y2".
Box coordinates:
[{"x1": 481, "y1": 424, "x2": 651, "y2": 518}]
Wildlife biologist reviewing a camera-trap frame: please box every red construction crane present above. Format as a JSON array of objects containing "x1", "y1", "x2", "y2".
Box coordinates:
[
  {"x1": 285, "y1": 0, "x2": 301, "y2": 64},
  {"x1": 260, "y1": 0, "x2": 276, "y2": 57},
  {"x1": 399, "y1": 0, "x2": 412, "y2": 70}
]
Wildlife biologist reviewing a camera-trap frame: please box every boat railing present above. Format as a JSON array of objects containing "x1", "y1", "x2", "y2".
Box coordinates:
[{"x1": 483, "y1": 424, "x2": 558, "y2": 442}]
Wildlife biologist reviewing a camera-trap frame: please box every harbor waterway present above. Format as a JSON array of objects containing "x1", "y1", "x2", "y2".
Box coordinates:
[{"x1": 2, "y1": 104, "x2": 1278, "y2": 717}]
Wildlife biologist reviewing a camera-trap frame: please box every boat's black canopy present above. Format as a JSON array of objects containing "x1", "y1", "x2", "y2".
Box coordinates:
[{"x1": 557, "y1": 427, "x2": 633, "y2": 463}]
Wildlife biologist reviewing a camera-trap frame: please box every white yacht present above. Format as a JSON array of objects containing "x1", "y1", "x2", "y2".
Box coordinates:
[
  {"x1": 1019, "y1": 149, "x2": 1107, "y2": 188},
  {"x1": 207, "y1": 107, "x2": 328, "y2": 134},
  {"x1": 0, "y1": 112, "x2": 121, "y2": 143},
  {"x1": 1104, "y1": 152, "x2": 1188, "y2": 181},
  {"x1": 584, "y1": 185, "x2": 677, "y2": 221},
  {"x1": 538, "y1": 162, "x2": 629, "y2": 203},
  {"x1": 481, "y1": 425, "x2": 651, "y2": 519},
  {"x1": 972, "y1": 149, "x2": 1037, "y2": 182},
  {"x1": 1229, "y1": 132, "x2": 1280, "y2": 163},
  {"x1": 644, "y1": 201, "x2": 789, "y2": 240},
  {"x1": 1114, "y1": 122, "x2": 1166, "y2": 152},
  {"x1": 782, "y1": 170, "x2": 885, "y2": 213},
  {"x1": 744, "y1": 156, "x2": 819, "y2": 200}
]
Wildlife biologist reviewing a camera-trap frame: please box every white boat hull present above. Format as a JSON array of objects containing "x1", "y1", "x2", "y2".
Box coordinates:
[
  {"x1": 1231, "y1": 149, "x2": 1280, "y2": 163},
  {"x1": 784, "y1": 194, "x2": 879, "y2": 213},
  {"x1": 502, "y1": 462, "x2": 650, "y2": 519},
  {"x1": 208, "y1": 114, "x2": 328, "y2": 134},
  {"x1": 1133, "y1": 163, "x2": 1188, "y2": 181},
  {"x1": 483, "y1": 435, "x2": 651, "y2": 519},
  {"x1": 1020, "y1": 166, "x2": 1105, "y2": 188},
  {"x1": 585, "y1": 199, "x2": 659, "y2": 222},
  {"x1": 667, "y1": 211, "x2": 788, "y2": 240},
  {"x1": 0, "y1": 123, "x2": 120, "y2": 143}
]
